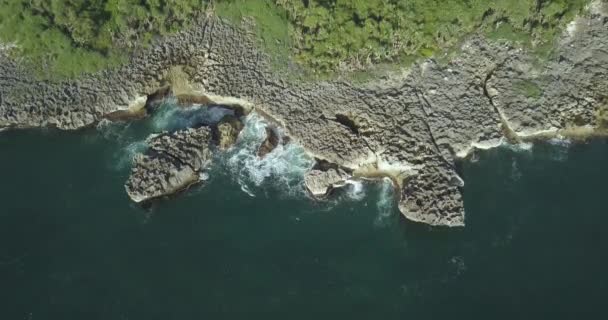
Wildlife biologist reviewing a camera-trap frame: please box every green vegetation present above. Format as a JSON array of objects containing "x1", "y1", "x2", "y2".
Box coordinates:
[
  {"x1": 214, "y1": 0, "x2": 292, "y2": 71},
  {"x1": 0, "y1": 0, "x2": 209, "y2": 78},
  {"x1": 275, "y1": 0, "x2": 589, "y2": 73},
  {"x1": 0, "y1": 0, "x2": 591, "y2": 78},
  {"x1": 515, "y1": 80, "x2": 543, "y2": 99}
]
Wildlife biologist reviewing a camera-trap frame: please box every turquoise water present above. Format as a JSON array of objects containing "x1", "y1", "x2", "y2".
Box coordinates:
[{"x1": 1, "y1": 113, "x2": 607, "y2": 319}]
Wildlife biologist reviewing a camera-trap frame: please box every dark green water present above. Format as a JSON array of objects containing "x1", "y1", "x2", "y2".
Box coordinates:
[{"x1": 1, "y1": 124, "x2": 607, "y2": 319}]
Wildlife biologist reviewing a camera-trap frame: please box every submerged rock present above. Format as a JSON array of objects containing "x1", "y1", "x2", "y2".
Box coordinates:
[{"x1": 125, "y1": 127, "x2": 213, "y2": 203}]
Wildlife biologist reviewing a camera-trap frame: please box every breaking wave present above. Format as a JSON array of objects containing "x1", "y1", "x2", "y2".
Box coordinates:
[{"x1": 224, "y1": 113, "x2": 314, "y2": 197}]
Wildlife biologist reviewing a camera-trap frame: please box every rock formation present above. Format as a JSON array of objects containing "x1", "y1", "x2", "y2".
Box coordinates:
[
  {"x1": 257, "y1": 126, "x2": 280, "y2": 158},
  {"x1": 304, "y1": 168, "x2": 351, "y2": 197},
  {"x1": 2, "y1": 3, "x2": 608, "y2": 226},
  {"x1": 125, "y1": 127, "x2": 213, "y2": 203},
  {"x1": 215, "y1": 115, "x2": 242, "y2": 150}
]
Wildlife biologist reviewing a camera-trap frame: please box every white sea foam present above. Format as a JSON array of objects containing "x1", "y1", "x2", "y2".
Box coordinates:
[
  {"x1": 150, "y1": 99, "x2": 180, "y2": 130},
  {"x1": 95, "y1": 119, "x2": 148, "y2": 170},
  {"x1": 374, "y1": 178, "x2": 395, "y2": 227},
  {"x1": 506, "y1": 142, "x2": 533, "y2": 153},
  {"x1": 344, "y1": 180, "x2": 366, "y2": 201},
  {"x1": 151, "y1": 101, "x2": 234, "y2": 132},
  {"x1": 114, "y1": 140, "x2": 147, "y2": 170},
  {"x1": 96, "y1": 119, "x2": 131, "y2": 143},
  {"x1": 548, "y1": 136, "x2": 572, "y2": 147},
  {"x1": 225, "y1": 113, "x2": 314, "y2": 197},
  {"x1": 547, "y1": 137, "x2": 571, "y2": 161},
  {"x1": 456, "y1": 138, "x2": 505, "y2": 158}
]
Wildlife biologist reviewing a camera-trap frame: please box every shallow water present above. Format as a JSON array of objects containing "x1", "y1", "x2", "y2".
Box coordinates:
[{"x1": 1, "y1": 115, "x2": 607, "y2": 319}]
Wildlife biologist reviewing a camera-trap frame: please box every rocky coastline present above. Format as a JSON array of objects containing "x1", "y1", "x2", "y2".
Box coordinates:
[{"x1": 1, "y1": 2, "x2": 607, "y2": 226}]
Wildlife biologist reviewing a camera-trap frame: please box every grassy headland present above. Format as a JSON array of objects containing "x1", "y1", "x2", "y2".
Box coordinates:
[{"x1": 0, "y1": 0, "x2": 590, "y2": 79}]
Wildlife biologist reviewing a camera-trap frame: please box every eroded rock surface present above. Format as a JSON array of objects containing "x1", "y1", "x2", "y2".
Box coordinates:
[
  {"x1": 2, "y1": 6, "x2": 608, "y2": 226},
  {"x1": 304, "y1": 168, "x2": 351, "y2": 197},
  {"x1": 125, "y1": 127, "x2": 213, "y2": 202},
  {"x1": 215, "y1": 115, "x2": 242, "y2": 150}
]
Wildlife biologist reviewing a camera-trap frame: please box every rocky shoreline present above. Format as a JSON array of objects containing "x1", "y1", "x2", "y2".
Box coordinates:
[{"x1": 1, "y1": 2, "x2": 607, "y2": 226}]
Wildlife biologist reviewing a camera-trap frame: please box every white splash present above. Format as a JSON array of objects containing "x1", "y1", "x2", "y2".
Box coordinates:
[
  {"x1": 374, "y1": 178, "x2": 395, "y2": 227},
  {"x1": 456, "y1": 138, "x2": 505, "y2": 158},
  {"x1": 506, "y1": 142, "x2": 533, "y2": 153},
  {"x1": 225, "y1": 112, "x2": 314, "y2": 197},
  {"x1": 548, "y1": 136, "x2": 572, "y2": 147},
  {"x1": 344, "y1": 180, "x2": 366, "y2": 201}
]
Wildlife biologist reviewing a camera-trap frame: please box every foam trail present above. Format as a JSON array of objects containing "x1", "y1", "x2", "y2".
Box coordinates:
[
  {"x1": 344, "y1": 180, "x2": 366, "y2": 201},
  {"x1": 99, "y1": 100, "x2": 237, "y2": 171},
  {"x1": 547, "y1": 137, "x2": 571, "y2": 161},
  {"x1": 96, "y1": 119, "x2": 131, "y2": 143},
  {"x1": 114, "y1": 141, "x2": 147, "y2": 170},
  {"x1": 95, "y1": 120, "x2": 148, "y2": 170},
  {"x1": 507, "y1": 142, "x2": 533, "y2": 153},
  {"x1": 374, "y1": 178, "x2": 395, "y2": 227},
  {"x1": 225, "y1": 113, "x2": 314, "y2": 197},
  {"x1": 151, "y1": 101, "x2": 234, "y2": 132},
  {"x1": 510, "y1": 159, "x2": 522, "y2": 182}
]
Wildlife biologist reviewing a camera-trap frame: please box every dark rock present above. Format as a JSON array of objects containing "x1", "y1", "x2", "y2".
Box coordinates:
[{"x1": 257, "y1": 126, "x2": 280, "y2": 158}]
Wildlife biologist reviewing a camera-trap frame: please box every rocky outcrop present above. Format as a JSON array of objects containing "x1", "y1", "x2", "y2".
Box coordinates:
[
  {"x1": 215, "y1": 115, "x2": 242, "y2": 150},
  {"x1": 257, "y1": 126, "x2": 280, "y2": 158},
  {"x1": 304, "y1": 168, "x2": 351, "y2": 197},
  {"x1": 125, "y1": 127, "x2": 213, "y2": 202},
  {"x1": 399, "y1": 155, "x2": 465, "y2": 227},
  {"x1": 2, "y1": 5, "x2": 608, "y2": 226}
]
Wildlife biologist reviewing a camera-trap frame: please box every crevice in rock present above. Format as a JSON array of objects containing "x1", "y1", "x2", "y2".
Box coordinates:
[
  {"x1": 148, "y1": 148, "x2": 193, "y2": 170},
  {"x1": 144, "y1": 85, "x2": 172, "y2": 113},
  {"x1": 332, "y1": 113, "x2": 360, "y2": 135},
  {"x1": 482, "y1": 62, "x2": 521, "y2": 143},
  {"x1": 414, "y1": 89, "x2": 457, "y2": 171},
  {"x1": 326, "y1": 112, "x2": 376, "y2": 156},
  {"x1": 257, "y1": 125, "x2": 280, "y2": 158},
  {"x1": 312, "y1": 158, "x2": 354, "y2": 174}
]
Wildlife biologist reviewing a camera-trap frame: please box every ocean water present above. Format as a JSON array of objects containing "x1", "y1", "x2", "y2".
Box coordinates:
[{"x1": 1, "y1": 107, "x2": 607, "y2": 319}]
